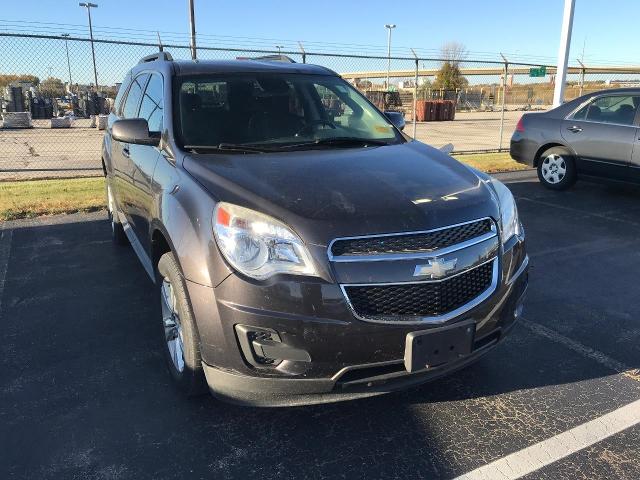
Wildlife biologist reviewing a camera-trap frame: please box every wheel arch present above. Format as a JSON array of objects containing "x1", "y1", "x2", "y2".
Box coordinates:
[
  {"x1": 533, "y1": 142, "x2": 576, "y2": 167},
  {"x1": 150, "y1": 222, "x2": 177, "y2": 278}
]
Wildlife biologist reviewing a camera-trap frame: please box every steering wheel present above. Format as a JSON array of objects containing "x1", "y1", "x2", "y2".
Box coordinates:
[{"x1": 295, "y1": 119, "x2": 337, "y2": 136}]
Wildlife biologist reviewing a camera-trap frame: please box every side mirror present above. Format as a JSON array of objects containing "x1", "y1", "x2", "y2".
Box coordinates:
[
  {"x1": 384, "y1": 111, "x2": 405, "y2": 131},
  {"x1": 112, "y1": 118, "x2": 160, "y2": 146}
]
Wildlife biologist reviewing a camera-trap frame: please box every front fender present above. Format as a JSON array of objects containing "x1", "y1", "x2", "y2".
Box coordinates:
[{"x1": 153, "y1": 168, "x2": 231, "y2": 288}]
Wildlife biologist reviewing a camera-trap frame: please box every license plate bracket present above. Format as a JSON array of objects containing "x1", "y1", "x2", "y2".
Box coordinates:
[{"x1": 404, "y1": 320, "x2": 475, "y2": 372}]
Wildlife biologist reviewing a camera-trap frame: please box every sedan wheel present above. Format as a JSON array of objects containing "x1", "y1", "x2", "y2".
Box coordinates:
[
  {"x1": 541, "y1": 154, "x2": 566, "y2": 184},
  {"x1": 536, "y1": 146, "x2": 577, "y2": 190}
]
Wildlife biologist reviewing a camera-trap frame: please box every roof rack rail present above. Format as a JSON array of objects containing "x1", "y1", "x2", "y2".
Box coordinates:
[
  {"x1": 247, "y1": 54, "x2": 296, "y2": 63},
  {"x1": 138, "y1": 52, "x2": 173, "y2": 64}
]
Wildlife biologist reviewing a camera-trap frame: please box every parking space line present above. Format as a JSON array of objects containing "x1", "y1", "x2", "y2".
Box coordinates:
[
  {"x1": 0, "y1": 225, "x2": 13, "y2": 315},
  {"x1": 519, "y1": 197, "x2": 640, "y2": 228},
  {"x1": 453, "y1": 397, "x2": 640, "y2": 480},
  {"x1": 520, "y1": 318, "x2": 640, "y2": 383}
]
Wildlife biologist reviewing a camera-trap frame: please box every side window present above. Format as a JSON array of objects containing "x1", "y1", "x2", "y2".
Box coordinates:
[
  {"x1": 122, "y1": 73, "x2": 149, "y2": 119},
  {"x1": 113, "y1": 74, "x2": 131, "y2": 115},
  {"x1": 585, "y1": 95, "x2": 639, "y2": 125},
  {"x1": 138, "y1": 74, "x2": 163, "y2": 132},
  {"x1": 571, "y1": 103, "x2": 589, "y2": 121}
]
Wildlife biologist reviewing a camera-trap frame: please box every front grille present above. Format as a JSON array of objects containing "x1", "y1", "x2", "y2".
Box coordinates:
[
  {"x1": 331, "y1": 219, "x2": 493, "y2": 257},
  {"x1": 344, "y1": 261, "x2": 494, "y2": 320}
]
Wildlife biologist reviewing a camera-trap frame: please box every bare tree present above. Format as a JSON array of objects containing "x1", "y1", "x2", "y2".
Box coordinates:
[
  {"x1": 434, "y1": 42, "x2": 469, "y2": 90},
  {"x1": 440, "y1": 42, "x2": 467, "y2": 66}
]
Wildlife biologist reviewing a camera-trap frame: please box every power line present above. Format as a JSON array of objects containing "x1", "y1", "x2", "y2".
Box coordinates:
[{"x1": 1, "y1": 19, "x2": 637, "y2": 66}]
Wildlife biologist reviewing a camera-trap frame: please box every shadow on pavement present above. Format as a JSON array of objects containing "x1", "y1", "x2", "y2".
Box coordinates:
[{"x1": 2, "y1": 178, "x2": 640, "y2": 478}]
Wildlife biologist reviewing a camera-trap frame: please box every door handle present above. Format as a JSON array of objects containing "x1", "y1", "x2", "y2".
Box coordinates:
[
  {"x1": 122, "y1": 146, "x2": 130, "y2": 158},
  {"x1": 567, "y1": 125, "x2": 583, "y2": 133}
]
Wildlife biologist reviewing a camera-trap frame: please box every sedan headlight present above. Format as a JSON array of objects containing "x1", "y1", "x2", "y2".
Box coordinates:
[
  {"x1": 213, "y1": 202, "x2": 317, "y2": 280},
  {"x1": 490, "y1": 179, "x2": 521, "y2": 243}
]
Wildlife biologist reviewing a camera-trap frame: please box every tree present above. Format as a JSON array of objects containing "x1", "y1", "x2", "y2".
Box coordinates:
[
  {"x1": 416, "y1": 78, "x2": 432, "y2": 100},
  {"x1": 433, "y1": 42, "x2": 469, "y2": 90},
  {"x1": 0, "y1": 74, "x2": 40, "y2": 90},
  {"x1": 39, "y1": 77, "x2": 66, "y2": 98}
]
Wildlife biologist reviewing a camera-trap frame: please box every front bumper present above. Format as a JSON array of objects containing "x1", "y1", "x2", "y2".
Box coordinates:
[{"x1": 188, "y1": 238, "x2": 528, "y2": 406}]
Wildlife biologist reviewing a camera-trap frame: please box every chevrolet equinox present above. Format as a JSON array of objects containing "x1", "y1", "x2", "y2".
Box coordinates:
[{"x1": 102, "y1": 52, "x2": 529, "y2": 406}]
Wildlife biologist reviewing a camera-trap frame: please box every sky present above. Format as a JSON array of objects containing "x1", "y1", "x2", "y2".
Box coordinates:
[
  {"x1": 0, "y1": 0, "x2": 637, "y2": 87},
  {"x1": 1, "y1": 0, "x2": 637, "y2": 64}
]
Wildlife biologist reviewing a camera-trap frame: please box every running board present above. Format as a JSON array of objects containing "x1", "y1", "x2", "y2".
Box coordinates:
[{"x1": 118, "y1": 211, "x2": 155, "y2": 282}]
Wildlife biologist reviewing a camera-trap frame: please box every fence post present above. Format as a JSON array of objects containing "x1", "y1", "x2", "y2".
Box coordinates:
[
  {"x1": 188, "y1": 0, "x2": 197, "y2": 59},
  {"x1": 298, "y1": 41, "x2": 306, "y2": 64},
  {"x1": 411, "y1": 48, "x2": 419, "y2": 138},
  {"x1": 499, "y1": 53, "x2": 508, "y2": 150},
  {"x1": 577, "y1": 58, "x2": 585, "y2": 97}
]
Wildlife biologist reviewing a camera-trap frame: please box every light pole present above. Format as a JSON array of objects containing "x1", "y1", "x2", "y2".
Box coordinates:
[
  {"x1": 385, "y1": 24, "x2": 396, "y2": 90},
  {"x1": 553, "y1": 0, "x2": 575, "y2": 106},
  {"x1": 276, "y1": 45, "x2": 283, "y2": 55},
  {"x1": 79, "y1": 3, "x2": 99, "y2": 92},
  {"x1": 61, "y1": 33, "x2": 72, "y2": 93},
  {"x1": 188, "y1": 0, "x2": 197, "y2": 60}
]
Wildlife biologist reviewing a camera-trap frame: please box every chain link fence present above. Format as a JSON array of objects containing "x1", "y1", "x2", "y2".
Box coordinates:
[{"x1": 2, "y1": 32, "x2": 639, "y2": 180}]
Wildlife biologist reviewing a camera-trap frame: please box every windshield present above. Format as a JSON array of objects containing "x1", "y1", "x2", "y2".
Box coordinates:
[{"x1": 175, "y1": 72, "x2": 404, "y2": 151}]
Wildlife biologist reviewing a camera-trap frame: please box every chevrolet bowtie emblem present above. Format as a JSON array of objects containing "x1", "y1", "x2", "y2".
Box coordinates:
[{"x1": 413, "y1": 257, "x2": 458, "y2": 279}]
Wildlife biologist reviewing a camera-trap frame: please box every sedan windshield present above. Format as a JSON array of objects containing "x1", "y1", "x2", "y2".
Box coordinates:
[{"x1": 175, "y1": 72, "x2": 404, "y2": 151}]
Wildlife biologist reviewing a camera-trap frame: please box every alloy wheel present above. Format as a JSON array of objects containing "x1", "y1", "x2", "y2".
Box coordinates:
[
  {"x1": 541, "y1": 154, "x2": 567, "y2": 184},
  {"x1": 161, "y1": 278, "x2": 185, "y2": 373}
]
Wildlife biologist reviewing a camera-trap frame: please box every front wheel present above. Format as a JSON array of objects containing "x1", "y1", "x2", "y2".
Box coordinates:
[
  {"x1": 106, "y1": 182, "x2": 128, "y2": 245},
  {"x1": 157, "y1": 251, "x2": 208, "y2": 396},
  {"x1": 537, "y1": 147, "x2": 577, "y2": 190}
]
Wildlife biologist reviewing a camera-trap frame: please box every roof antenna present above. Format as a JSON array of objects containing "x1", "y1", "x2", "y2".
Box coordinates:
[{"x1": 157, "y1": 31, "x2": 163, "y2": 52}]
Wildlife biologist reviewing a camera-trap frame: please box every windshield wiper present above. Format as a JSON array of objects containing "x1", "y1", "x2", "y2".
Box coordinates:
[
  {"x1": 276, "y1": 137, "x2": 392, "y2": 150},
  {"x1": 184, "y1": 143, "x2": 273, "y2": 154}
]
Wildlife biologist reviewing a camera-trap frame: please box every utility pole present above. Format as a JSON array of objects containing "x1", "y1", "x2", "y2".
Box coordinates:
[
  {"x1": 188, "y1": 0, "x2": 197, "y2": 60},
  {"x1": 79, "y1": 3, "x2": 99, "y2": 92},
  {"x1": 576, "y1": 58, "x2": 585, "y2": 97},
  {"x1": 499, "y1": 53, "x2": 508, "y2": 150},
  {"x1": 553, "y1": 0, "x2": 576, "y2": 106},
  {"x1": 410, "y1": 48, "x2": 419, "y2": 139},
  {"x1": 298, "y1": 41, "x2": 306, "y2": 64},
  {"x1": 385, "y1": 24, "x2": 396, "y2": 91},
  {"x1": 61, "y1": 33, "x2": 72, "y2": 93}
]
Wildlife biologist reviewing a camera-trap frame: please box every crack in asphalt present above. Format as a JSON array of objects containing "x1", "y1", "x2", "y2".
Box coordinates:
[{"x1": 454, "y1": 398, "x2": 640, "y2": 480}]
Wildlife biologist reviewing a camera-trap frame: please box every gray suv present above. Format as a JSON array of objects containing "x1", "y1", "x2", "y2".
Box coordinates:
[{"x1": 102, "y1": 52, "x2": 528, "y2": 406}]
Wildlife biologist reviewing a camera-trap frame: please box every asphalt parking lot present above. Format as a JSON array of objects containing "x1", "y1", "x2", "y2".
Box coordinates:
[{"x1": 1, "y1": 172, "x2": 639, "y2": 479}]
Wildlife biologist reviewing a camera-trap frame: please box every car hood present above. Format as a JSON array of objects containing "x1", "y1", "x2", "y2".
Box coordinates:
[{"x1": 183, "y1": 141, "x2": 499, "y2": 246}]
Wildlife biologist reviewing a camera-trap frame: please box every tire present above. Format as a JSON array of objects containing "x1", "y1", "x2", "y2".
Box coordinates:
[
  {"x1": 157, "y1": 251, "x2": 208, "y2": 396},
  {"x1": 537, "y1": 147, "x2": 577, "y2": 190},
  {"x1": 106, "y1": 182, "x2": 128, "y2": 245}
]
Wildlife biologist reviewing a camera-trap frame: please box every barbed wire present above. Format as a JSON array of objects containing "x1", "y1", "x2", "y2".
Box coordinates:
[{"x1": 2, "y1": 19, "x2": 638, "y2": 67}]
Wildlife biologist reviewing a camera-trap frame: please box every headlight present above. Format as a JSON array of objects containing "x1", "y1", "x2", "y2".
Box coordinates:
[
  {"x1": 213, "y1": 202, "x2": 317, "y2": 280},
  {"x1": 490, "y1": 179, "x2": 521, "y2": 243}
]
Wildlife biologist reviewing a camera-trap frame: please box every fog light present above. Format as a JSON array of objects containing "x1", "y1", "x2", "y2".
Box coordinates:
[{"x1": 234, "y1": 324, "x2": 311, "y2": 368}]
